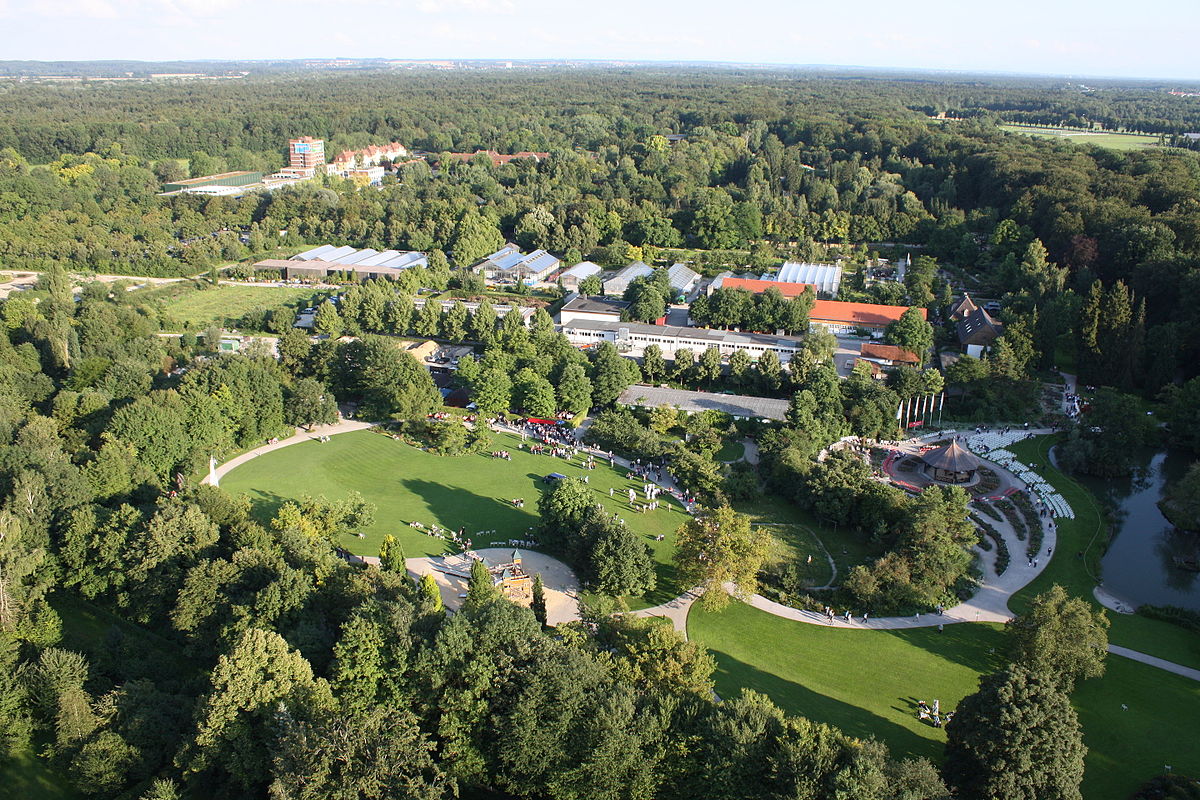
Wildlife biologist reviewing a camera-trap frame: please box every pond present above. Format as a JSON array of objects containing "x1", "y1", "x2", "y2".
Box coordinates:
[{"x1": 1078, "y1": 449, "x2": 1200, "y2": 611}]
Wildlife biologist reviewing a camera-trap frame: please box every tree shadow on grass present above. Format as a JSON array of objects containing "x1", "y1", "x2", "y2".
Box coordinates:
[
  {"x1": 400, "y1": 477, "x2": 542, "y2": 546},
  {"x1": 878, "y1": 623, "x2": 1007, "y2": 676},
  {"x1": 229, "y1": 488, "x2": 292, "y2": 527},
  {"x1": 709, "y1": 650, "x2": 944, "y2": 761}
]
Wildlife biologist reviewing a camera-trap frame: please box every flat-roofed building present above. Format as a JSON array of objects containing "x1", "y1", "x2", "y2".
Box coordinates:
[
  {"x1": 809, "y1": 300, "x2": 923, "y2": 335},
  {"x1": 561, "y1": 318, "x2": 803, "y2": 365},
  {"x1": 558, "y1": 293, "x2": 629, "y2": 324},
  {"x1": 412, "y1": 297, "x2": 537, "y2": 327},
  {"x1": 617, "y1": 385, "x2": 789, "y2": 421},
  {"x1": 161, "y1": 170, "x2": 263, "y2": 193}
]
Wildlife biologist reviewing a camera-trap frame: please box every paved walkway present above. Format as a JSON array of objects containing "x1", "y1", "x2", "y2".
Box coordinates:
[
  {"x1": 206, "y1": 414, "x2": 1200, "y2": 683},
  {"x1": 1107, "y1": 645, "x2": 1200, "y2": 682},
  {"x1": 637, "y1": 431, "x2": 1061, "y2": 635},
  {"x1": 203, "y1": 418, "x2": 374, "y2": 486}
]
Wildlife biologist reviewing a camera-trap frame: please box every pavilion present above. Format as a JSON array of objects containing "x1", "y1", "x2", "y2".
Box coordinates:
[{"x1": 920, "y1": 440, "x2": 980, "y2": 484}]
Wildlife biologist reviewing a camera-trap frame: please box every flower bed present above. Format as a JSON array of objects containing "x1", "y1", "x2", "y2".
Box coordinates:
[
  {"x1": 973, "y1": 500, "x2": 1003, "y2": 522},
  {"x1": 1011, "y1": 491, "x2": 1045, "y2": 558},
  {"x1": 970, "y1": 513, "x2": 1009, "y2": 575},
  {"x1": 996, "y1": 498, "x2": 1027, "y2": 541}
]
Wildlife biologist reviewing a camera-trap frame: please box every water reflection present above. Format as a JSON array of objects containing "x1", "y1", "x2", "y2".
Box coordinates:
[{"x1": 1080, "y1": 450, "x2": 1200, "y2": 611}]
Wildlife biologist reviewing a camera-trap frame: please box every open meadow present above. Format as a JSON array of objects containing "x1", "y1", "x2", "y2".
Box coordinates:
[
  {"x1": 999, "y1": 124, "x2": 1165, "y2": 151},
  {"x1": 137, "y1": 282, "x2": 321, "y2": 331},
  {"x1": 219, "y1": 429, "x2": 688, "y2": 607}
]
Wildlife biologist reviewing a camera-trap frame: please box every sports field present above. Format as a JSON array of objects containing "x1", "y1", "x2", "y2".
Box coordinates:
[
  {"x1": 689, "y1": 601, "x2": 1200, "y2": 800},
  {"x1": 220, "y1": 429, "x2": 688, "y2": 607},
  {"x1": 999, "y1": 124, "x2": 1164, "y2": 152},
  {"x1": 148, "y1": 283, "x2": 318, "y2": 330}
]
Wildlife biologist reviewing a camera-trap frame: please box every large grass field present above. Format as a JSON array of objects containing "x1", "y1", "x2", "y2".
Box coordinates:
[
  {"x1": 220, "y1": 429, "x2": 690, "y2": 607},
  {"x1": 144, "y1": 283, "x2": 321, "y2": 330},
  {"x1": 689, "y1": 601, "x2": 1200, "y2": 800},
  {"x1": 999, "y1": 124, "x2": 1165, "y2": 152}
]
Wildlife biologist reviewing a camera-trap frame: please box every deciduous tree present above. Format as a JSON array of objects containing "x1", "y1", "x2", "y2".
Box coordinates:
[{"x1": 674, "y1": 506, "x2": 771, "y2": 610}]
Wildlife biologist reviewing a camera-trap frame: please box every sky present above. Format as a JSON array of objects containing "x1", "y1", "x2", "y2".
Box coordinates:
[{"x1": 0, "y1": 0, "x2": 1196, "y2": 82}]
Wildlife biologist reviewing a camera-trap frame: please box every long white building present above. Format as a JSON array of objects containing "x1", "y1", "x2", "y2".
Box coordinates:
[{"x1": 561, "y1": 318, "x2": 803, "y2": 365}]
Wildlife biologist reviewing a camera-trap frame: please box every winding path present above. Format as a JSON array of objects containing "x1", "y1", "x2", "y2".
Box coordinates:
[
  {"x1": 202, "y1": 417, "x2": 373, "y2": 486},
  {"x1": 204, "y1": 415, "x2": 1199, "y2": 682}
]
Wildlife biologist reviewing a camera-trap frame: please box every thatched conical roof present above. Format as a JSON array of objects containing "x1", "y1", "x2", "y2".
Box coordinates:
[{"x1": 921, "y1": 440, "x2": 980, "y2": 473}]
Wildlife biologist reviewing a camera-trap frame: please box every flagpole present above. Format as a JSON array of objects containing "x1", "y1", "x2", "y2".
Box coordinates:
[{"x1": 938, "y1": 391, "x2": 945, "y2": 427}]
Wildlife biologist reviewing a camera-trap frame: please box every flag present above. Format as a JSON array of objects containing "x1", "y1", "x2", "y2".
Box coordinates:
[
  {"x1": 939, "y1": 392, "x2": 945, "y2": 411},
  {"x1": 896, "y1": 402, "x2": 903, "y2": 421}
]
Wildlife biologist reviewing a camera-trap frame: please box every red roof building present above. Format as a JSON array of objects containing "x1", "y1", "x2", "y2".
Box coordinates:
[
  {"x1": 809, "y1": 300, "x2": 925, "y2": 333},
  {"x1": 441, "y1": 150, "x2": 549, "y2": 167},
  {"x1": 718, "y1": 277, "x2": 816, "y2": 298},
  {"x1": 860, "y1": 342, "x2": 922, "y2": 366},
  {"x1": 331, "y1": 142, "x2": 408, "y2": 171}
]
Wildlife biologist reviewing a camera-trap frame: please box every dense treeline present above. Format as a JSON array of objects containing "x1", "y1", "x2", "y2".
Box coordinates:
[{"x1": 2, "y1": 69, "x2": 1199, "y2": 404}]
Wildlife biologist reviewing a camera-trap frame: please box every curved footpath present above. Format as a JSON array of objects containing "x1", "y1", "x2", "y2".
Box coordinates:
[
  {"x1": 203, "y1": 418, "x2": 373, "y2": 486},
  {"x1": 204, "y1": 417, "x2": 1199, "y2": 682}
]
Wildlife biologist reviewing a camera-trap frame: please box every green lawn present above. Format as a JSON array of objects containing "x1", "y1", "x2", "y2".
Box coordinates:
[
  {"x1": 1008, "y1": 435, "x2": 1200, "y2": 670},
  {"x1": 220, "y1": 429, "x2": 688, "y2": 607},
  {"x1": 999, "y1": 124, "x2": 1166, "y2": 152},
  {"x1": 0, "y1": 749, "x2": 78, "y2": 800},
  {"x1": 148, "y1": 283, "x2": 320, "y2": 330},
  {"x1": 715, "y1": 439, "x2": 745, "y2": 463},
  {"x1": 689, "y1": 601, "x2": 1200, "y2": 800},
  {"x1": 735, "y1": 494, "x2": 882, "y2": 587},
  {"x1": 690, "y1": 601, "x2": 1006, "y2": 761}
]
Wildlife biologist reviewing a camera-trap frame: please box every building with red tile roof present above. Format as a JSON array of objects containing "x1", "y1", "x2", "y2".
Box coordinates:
[
  {"x1": 331, "y1": 142, "x2": 408, "y2": 172},
  {"x1": 715, "y1": 277, "x2": 816, "y2": 298},
  {"x1": 809, "y1": 300, "x2": 925, "y2": 334},
  {"x1": 441, "y1": 150, "x2": 549, "y2": 167},
  {"x1": 860, "y1": 342, "x2": 922, "y2": 366}
]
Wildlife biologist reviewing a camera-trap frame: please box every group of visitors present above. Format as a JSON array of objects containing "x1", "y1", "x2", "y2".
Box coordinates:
[
  {"x1": 917, "y1": 699, "x2": 952, "y2": 728},
  {"x1": 491, "y1": 450, "x2": 513, "y2": 460},
  {"x1": 822, "y1": 606, "x2": 869, "y2": 625}
]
